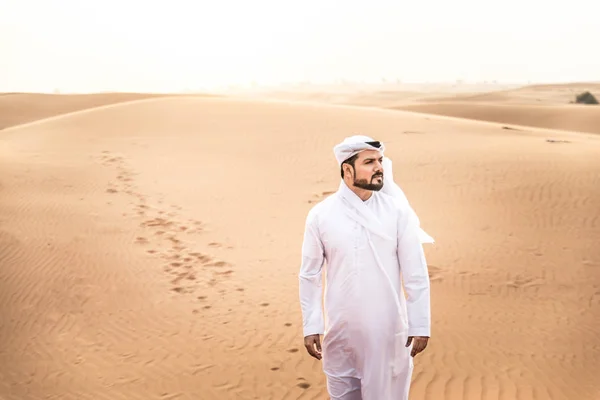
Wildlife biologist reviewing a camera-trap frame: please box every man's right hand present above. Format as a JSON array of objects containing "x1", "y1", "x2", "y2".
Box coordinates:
[{"x1": 303, "y1": 334, "x2": 322, "y2": 360}]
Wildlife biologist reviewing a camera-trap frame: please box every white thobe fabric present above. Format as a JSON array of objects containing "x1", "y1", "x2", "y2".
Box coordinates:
[{"x1": 299, "y1": 180, "x2": 431, "y2": 399}]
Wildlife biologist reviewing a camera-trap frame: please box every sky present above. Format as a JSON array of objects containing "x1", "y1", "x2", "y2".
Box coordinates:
[{"x1": 1, "y1": 0, "x2": 599, "y2": 93}]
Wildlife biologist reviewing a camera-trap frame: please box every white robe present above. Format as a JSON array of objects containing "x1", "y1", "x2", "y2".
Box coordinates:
[{"x1": 299, "y1": 179, "x2": 431, "y2": 399}]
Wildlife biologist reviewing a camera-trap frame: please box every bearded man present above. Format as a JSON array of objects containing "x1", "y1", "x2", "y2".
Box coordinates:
[{"x1": 298, "y1": 135, "x2": 432, "y2": 399}]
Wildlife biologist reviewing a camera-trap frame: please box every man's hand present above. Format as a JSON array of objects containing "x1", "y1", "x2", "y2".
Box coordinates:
[
  {"x1": 406, "y1": 336, "x2": 429, "y2": 357},
  {"x1": 304, "y1": 334, "x2": 322, "y2": 360}
]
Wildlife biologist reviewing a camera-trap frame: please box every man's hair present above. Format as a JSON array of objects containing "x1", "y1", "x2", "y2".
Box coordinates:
[{"x1": 340, "y1": 153, "x2": 359, "y2": 178}]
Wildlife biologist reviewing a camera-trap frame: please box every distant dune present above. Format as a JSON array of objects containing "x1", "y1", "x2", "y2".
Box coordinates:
[
  {"x1": 388, "y1": 82, "x2": 600, "y2": 135},
  {"x1": 0, "y1": 92, "x2": 220, "y2": 130},
  {"x1": 1, "y1": 94, "x2": 599, "y2": 399},
  {"x1": 237, "y1": 82, "x2": 523, "y2": 108},
  {"x1": 413, "y1": 82, "x2": 600, "y2": 105},
  {"x1": 241, "y1": 82, "x2": 600, "y2": 135},
  {"x1": 391, "y1": 102, "x2": 600, "y2": 134}
]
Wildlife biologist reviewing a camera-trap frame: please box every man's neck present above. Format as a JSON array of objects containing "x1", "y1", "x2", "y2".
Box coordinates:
[{"x1": 343, "y1": 179, "x2": 373, "y2": 202}]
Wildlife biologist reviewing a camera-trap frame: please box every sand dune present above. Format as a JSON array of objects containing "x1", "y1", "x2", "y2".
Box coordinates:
[
  {"x1": 1, "y1": 95, "x2": 599, "y2": 399},
  {"x1": 388, "y1": 82, "x2": 600, "y2": 135},
  {"x1": 242, "y1": 82, "x2": 600, "y2": 135},
  {"x1": 236, "y1": 82, "x2": 522, "y2": 108},
  {"x1": 0, "y1": 92, "x2": 220, "y2": 130},
  {"x1": 391, "y1": 102, "x2": 600, "y2": 135},
  {"x1": 413, "y1": 82, "x2": 600, "y2": 105}
]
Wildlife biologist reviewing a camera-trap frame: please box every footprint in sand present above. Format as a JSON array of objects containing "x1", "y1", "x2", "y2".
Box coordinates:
[
  {"x1": 505, "y1": 275, "x2": 543, "y2": 289},
  {"x1": 101, "y1": 161, "x2": 234, "y2": 294},
  {"x1": 427, "y1": 265, "x2": 444, "y2": 282},
  {"x1": 142, "y1": 218, "x2": 175, "y2": 228},
  {"x1": 135, "y1": 237, "x2": 149, "y2": 245},
  {"x1": 204, "y1": 261, "x2": 230, "y2": 268},
  {"x1": 189, "y1": 252, "x2": 212, "y2": 264},
  {"x1": 167, "y1": 236, "x2": 181, "y2": 244},
  {"x1": 186, "y1": 273, "x2": 196, "y2": 281}
]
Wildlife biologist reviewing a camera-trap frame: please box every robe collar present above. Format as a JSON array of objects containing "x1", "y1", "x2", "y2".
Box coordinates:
[{"x1": 336, "y1": 179, "x2": 394, "y2": 242}]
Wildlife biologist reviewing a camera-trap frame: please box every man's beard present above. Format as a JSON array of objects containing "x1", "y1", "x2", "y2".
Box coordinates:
[{"x1": 353, "y1": 174, "x2": 384, "y2": 191}]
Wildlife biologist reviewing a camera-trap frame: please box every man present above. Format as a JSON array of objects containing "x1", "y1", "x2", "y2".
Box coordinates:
[{"x1": 298, "y1": 135, "x2": 432, "y2": 399}]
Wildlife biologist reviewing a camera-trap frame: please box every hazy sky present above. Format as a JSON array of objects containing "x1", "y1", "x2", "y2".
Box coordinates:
[{"x1": 2, "y1": 0, "x2": 599, "y2": 92}]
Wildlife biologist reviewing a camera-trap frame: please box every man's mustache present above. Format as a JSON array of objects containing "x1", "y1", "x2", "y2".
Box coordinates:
[{"x1": 372, "y1": 173, "x2": 383, "y2": 179}]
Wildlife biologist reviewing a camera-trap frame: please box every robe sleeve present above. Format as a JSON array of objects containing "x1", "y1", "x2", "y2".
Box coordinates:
[
  {"x1": 397, "y1": 209, "x2": 431, "y2": 337},
  {"x1": 298, "y1": 209, "x2": 326, "y2": 337}
]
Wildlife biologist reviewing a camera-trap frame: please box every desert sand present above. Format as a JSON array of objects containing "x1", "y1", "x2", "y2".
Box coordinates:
[
  {"x1": 0, "y1": 92, "x2": 221, "y2": 130},
  {"x1": 389, "y1": 83, "x2": 600, "y2": 136},
  {"x1": 243, "y1": 82, "x2": 600, "y2": 136},
  {"x1": 1, "y1": 86, "x2": 599, "y2": 400}
]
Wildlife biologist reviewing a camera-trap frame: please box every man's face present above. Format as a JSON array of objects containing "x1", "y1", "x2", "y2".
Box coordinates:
[{"x1": 349, "y1": 150, "x2": 384, "y2": 191}]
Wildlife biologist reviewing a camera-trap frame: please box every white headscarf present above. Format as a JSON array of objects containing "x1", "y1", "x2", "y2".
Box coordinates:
[
  {"x1": 333, "y1": 135, "x2": 435, "y2": 244},
  {"x1": 333, "y1": 135, "x2": 386, "y2": 166}
]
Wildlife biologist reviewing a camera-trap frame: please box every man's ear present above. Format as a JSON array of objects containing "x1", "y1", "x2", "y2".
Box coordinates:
[{"x1": 343, "y1": 164, "x2": 353, "y2": 178}]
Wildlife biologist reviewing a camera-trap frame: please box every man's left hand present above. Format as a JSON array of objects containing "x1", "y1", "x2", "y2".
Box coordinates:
[{"x1": 405, "y1": 336, "x2": 429, "y2": 357}]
